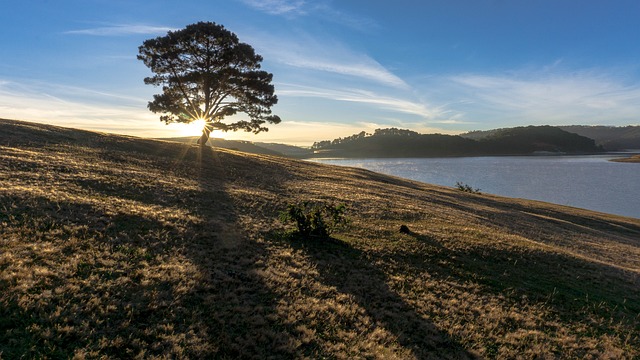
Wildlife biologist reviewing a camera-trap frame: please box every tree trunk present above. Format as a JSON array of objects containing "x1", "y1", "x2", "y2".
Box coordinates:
[{"x1": 197, "y1": 127, "x2": 211, "y2": 146}]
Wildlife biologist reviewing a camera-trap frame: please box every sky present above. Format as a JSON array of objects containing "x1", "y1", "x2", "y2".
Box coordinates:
[{"x1": 2, "y1": 0, "x2": 640, "y2": 145}]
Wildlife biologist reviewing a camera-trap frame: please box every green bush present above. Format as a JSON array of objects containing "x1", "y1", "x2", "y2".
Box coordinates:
[{"x1": 279, "y1": 201, "x2": 348, "y2": 239}]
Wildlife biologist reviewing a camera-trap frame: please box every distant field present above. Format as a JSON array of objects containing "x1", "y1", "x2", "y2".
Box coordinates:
[{"x1": 1, "y1": 119, "x2": 639, "y2": 358}]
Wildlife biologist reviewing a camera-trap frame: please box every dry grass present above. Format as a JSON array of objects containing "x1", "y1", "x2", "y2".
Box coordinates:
[
  {"x1": 1, "y1": 119, "x2": 639, "y2": 359},
  {"x1": 611, "y1": 155, "x2": 640, "y2": 163}
]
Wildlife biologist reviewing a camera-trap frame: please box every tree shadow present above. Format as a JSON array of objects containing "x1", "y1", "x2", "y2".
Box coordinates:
[
  {"x1": 421, "y1": 191, "x2": 640, "y2": 272},
  {"x1": 114, "y1": 146, "x2": 319, "y2": 358},
  {"x1": 0, "y1": 144, "x2": 314, "y2": 358},
  {"x1": 284, "y1": 234, "x2": 476, "y2": 359},
  {"x1": 401, "y1": 227, "x2": 446, "y2": 250},
  {"x1": 459, "y1": 246, "x2": 639, "y2": 314},
  {"x1": 376, "y1": 228, "x2": 640, "y2": 347},
  {"x1": 430, "y1": 192, "x2": 640, "y2": 240}
]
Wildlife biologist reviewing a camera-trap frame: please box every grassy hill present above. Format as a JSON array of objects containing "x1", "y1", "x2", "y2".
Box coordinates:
[
  {"x1": 1, "y1": 118, "x2": 639, "y2": 358},
  {"x1": 160, "y1": 136, "x2": 313, "y2": 158},
  {"x1": 159, "y1": 136, "x2": 286, "y2": 156}
]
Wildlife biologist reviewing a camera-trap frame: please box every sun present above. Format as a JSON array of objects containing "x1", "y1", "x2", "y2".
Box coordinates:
[
  {"x1": 192, "y1": 119, "x2": 207, "y2": 129},
  {"x1": 179, "y1": 118, "x2": 207, "y2": 136}
]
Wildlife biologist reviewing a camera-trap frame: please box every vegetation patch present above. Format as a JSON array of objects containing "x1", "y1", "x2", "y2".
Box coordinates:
[
  {"x1": 455, "y1": 182, "x2": 482, "y2": 194},
  {"x1": 279, "y1": 201, "x2": 348, "y2": 239}
]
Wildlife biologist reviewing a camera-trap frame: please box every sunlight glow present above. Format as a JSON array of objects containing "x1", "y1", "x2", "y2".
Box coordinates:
[
  {"x1": 175, "y1": 118, "x2": 225, "y2": 139},
  {"x1": 178, "y1": 119, "x2": 207, "y2": 136}
]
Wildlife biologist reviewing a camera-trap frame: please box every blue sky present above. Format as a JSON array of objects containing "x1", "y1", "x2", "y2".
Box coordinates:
[{"x1": 2, "y1": 0, "x2": 640, "y2": 145}]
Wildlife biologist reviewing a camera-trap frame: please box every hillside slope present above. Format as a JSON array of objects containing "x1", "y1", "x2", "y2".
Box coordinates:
[
  {"x1": 1, "y1": 119, "x2": 639, "y2": 358},
  {"x1": 464, "y1": 125, "x2": 640, "y2": 151},
  {"x1": 159, "y1": 135, "x2": 285, "y2": 156},
  {"x1": 559, "y1": 125, "x2": 640, "y2": 150}
]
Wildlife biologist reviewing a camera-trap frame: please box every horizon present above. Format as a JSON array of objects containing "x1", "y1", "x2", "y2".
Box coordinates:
[{"x1": 2, "y1": 1, "x2": 640, "y2": 146}]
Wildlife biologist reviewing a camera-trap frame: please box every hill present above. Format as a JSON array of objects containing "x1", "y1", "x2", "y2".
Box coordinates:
[
  {"x1": 464, "y1": 125, "x2": 640, "y2": 151},
  {"x1": 312, "y1": 126, "x2": 602, "y2": 158},
  {"x1": 558, "y1": 125, "x2": 640, "y2": 151},
  {"x1": 160, "y1": 136, "x2": 285, "y2": 156},
  {"x1": 253, "y1": 141, "x2": 313, "y2": 158},
  {"x1": 475, "y1": 125, "x2": 604, "y2": 154},
  {"x1": 1, "y1": 118, "x2": 639, "y2": 358},
  {"x1": 160, "y1": 136, "x2": 313, "y2": 158}
]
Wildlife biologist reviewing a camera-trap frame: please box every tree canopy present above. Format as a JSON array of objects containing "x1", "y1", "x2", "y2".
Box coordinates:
[{"x1": 138, "y1": 21, "x2": 281, "y2": 145}]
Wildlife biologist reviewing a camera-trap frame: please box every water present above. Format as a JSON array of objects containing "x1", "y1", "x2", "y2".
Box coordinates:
[{"x1": 313, "y1": 155, "x2": 640, "y2": 219}]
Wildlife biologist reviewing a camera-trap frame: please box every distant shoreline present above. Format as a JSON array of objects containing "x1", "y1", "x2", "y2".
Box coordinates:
[
  {"x1": 307, "y1": 152, "x2": 620, "y2": 161},
  {"x1": 610, "y1": 154, "x2": 640, "y2": 163}
]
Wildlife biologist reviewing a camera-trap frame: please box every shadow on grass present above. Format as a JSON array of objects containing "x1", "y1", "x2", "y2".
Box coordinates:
[
  {"x1": 451, "y1": 245, "x2": 640, "y2": 323},
  {"x1": 280, "y1": 233, "x2": 475, "y2": 359},
  {"x1": 429, "y1": 192, "x2": 640, "y2": 243},
  {"x1": 170, "y1": 146, "x2": 316, "y2": 358},
  {"x1": 402, "y1": 228, "x2": 446, "y2": 250},
  {"x1": 0, "y1": 145, "x2": 309, "y2": 358},
  {"x1": 378, "y1": 228, "x2": 640, "y2": 345}
]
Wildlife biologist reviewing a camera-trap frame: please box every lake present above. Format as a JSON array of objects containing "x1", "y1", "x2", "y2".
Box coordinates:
[{"x1": 313, "y1": 155, "x2": 640, "y2": 219}]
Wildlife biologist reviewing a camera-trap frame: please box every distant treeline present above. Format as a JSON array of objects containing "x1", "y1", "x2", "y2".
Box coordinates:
[
  {"x1": 465, "y1": 125, "x2": 640, "y2": 151},
  {"x1": 310, "y1": 126, "x2": 603, "y2": 158}
]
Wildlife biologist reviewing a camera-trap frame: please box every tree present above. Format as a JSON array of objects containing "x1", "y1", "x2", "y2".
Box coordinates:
[{"x1": 138, "y1": 22, "x2": 281, "y2": 145}]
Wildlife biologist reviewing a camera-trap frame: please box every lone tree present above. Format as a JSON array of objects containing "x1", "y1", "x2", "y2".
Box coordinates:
[{"x1": 138, "y1": 21, "x2": 281, "y2": 145}]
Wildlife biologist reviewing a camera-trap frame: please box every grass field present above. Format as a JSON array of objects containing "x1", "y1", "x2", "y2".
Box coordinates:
[{"x1": 1, "y1": 119, "x2": 639, "y2": 359}]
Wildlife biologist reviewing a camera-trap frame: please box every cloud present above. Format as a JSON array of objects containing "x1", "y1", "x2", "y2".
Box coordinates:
[
  {"x1": 446, "y1": 70, "x2": 640, "y2": 126},
  {"x1": 252, "y1": 34, "x2": 408, "y2": 89},
  {"x1": 224, "y1": 119, "x2": 364, "y2": 145},
  {"x1": 0, "y1": 79, "x2": 178, "y2": 137},
  {"x1": 0, "y1": 77, "x2": 460, "y2": 146},
  {"x1": 221, "y1": 119, "x2": 458, "y2": 146},
  {"x1": 430, "y1": 119, "x2": 477, "y2": 125},
  {"x1": 277, "y1": 84, "x2": 441, "y2": 119},
  {"x1": 239, "y1": 0, "x2": 307, "y2": 15},
  {"x1": 65, "y1": 24, "x2": 174, "y2": 36},
  {"x1": 239, "y1": 0, "x2": 375, "y2": 31},
  {"x1": 283, "y1": 55, "x2": 408, "y2": 90}
]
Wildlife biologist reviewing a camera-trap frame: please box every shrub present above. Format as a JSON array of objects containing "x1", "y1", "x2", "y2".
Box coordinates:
[
  {"x1": 455, "y1": 181, "x2": 481, "y2": 194},
  {"x1": 279, "y1": 201, "x2": 348, "y2": 239}
]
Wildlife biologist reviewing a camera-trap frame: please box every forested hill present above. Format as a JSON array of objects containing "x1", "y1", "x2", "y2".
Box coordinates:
[
  {"x1": 464, "y1": 125, "x2": 640, "y2": 151},
  {"x1": 558, "y1": 125, "x2": 640, "y2": 151},
  {"x1": 311, "y1": 126, "x2": 602, "y2": 158}
]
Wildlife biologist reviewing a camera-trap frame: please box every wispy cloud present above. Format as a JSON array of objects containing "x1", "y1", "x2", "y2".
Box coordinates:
[
  {"x1": 0, "y1": 79, "x2": 175, "y2": 137},
  {"x1": 222, "y1": 119, "x2": 459, "y2": 145},
  {"x1": 0, "y1": 77, "x2": 452, "y2": 145},
  {"x1": 239, "y1": 0, "x2": 307, "y2": 16},
  {"x1": 446, "y1": 69, "x2": 640, "y2": 126},
  {"x1": 65, "y1": 24, "x2": 174, "y2": 36},
  {"x1": 253, "y1": 34, "x2": 408, "y2": 89},
  {"x1": 239, "y1": 0, "x2": 375, "y2": 31},
  {"x1": 277, "y1": 84, "x2": 442, "y2": 119},
  {"x1": 284, "y1": 55, "x2": 408, "y2": 90}
]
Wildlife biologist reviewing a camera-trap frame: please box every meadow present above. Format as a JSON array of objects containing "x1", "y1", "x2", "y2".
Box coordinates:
[{"x1": 1, "y1": 119, "x2": 639, "y2": 359}]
